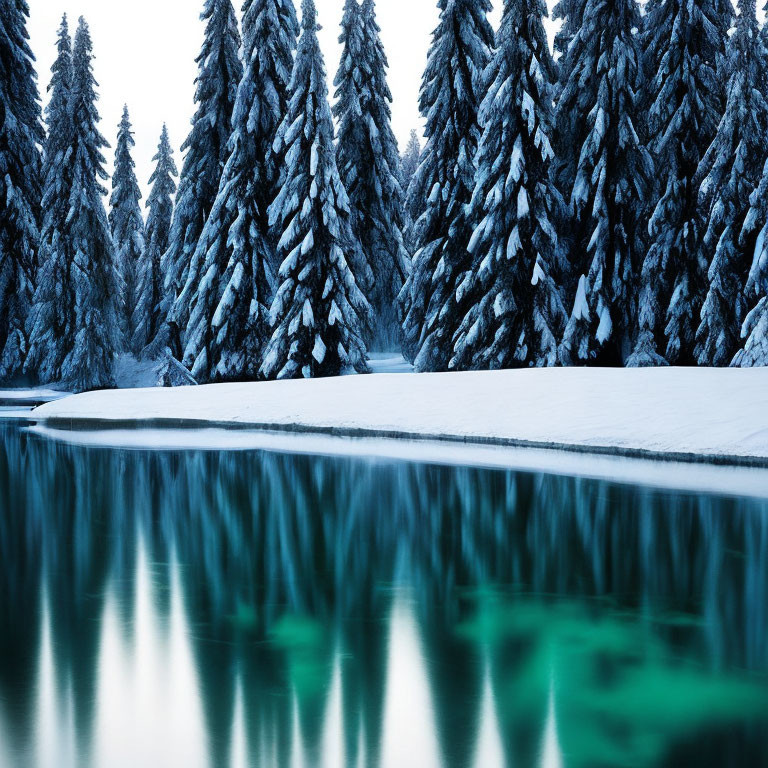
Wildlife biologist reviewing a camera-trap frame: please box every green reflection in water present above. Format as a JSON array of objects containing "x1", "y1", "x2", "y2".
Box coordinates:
[{"x1": 459, "y1": 591, "x2": 768, "y2": 767}]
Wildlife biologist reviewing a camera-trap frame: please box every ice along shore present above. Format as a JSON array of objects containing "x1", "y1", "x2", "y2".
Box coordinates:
[{"x1": 32, "y1": 367, "x2": 768, "y2": 468}]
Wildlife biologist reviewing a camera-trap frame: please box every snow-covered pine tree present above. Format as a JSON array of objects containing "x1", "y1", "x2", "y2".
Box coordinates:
[
  {"x1": 559, "y1": 0, "x2": 652, "y2": 366},
  {"x1": 0, "y1": 0, "x2": 43, "y2": 381},
  {"x1": 180, "y1": 0, "x2": 299, "y2": 383},
  {"x1": 132, "y1": 125, "x2": 177, "y2": 355},
  {"x1": 628, "y1": 0, "x2": 732, "y2": 367},
  {"x1": 695, "y1": 0, "x2": 768, "y2": 367},
  {"x1": 449, "y1": 0, "x2": 566, "y2": 371},
  {"x1": 24, "y1": 15, "x2": 73, "y2": 385},
  {"x1": 60, "y1": 17, "x2": 121, "y2": 390},
  {"x1": 399, "y1": 0, "x2": 494, "y2": 367},
  {"x1": 400, "y1": 129, "x2": 421, "y2": 195},
  {"x1": 733, "y1": 157, "x2": 768, "y2": 366},
  {"x1": 333, "y1": 0, "x2": 409, "y2": 350},
  {"x1": 28, "y1": 18, "x2": 120, "y2": 392},
  {"x1": 158, "y1": 0, "x2": 242, "y2": 359},
  {"x1": 109, "y1": 105, "x2": 144, "y2": 348},
  {"x1": 261, "y1": 0, "x2": 370, "y2": 380},
  {"x1": 333, "y1": 0, "x2": 372, "y2": 281}
]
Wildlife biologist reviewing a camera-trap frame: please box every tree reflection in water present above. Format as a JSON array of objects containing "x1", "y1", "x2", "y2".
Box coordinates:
[{"x1": 0, "y1": 423, "x2": 767, "y2": 768}]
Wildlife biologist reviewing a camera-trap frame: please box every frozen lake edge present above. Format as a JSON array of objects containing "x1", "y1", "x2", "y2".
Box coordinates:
[{"x1": 25, "y1": 367, "x2": 768, "y2": 495}]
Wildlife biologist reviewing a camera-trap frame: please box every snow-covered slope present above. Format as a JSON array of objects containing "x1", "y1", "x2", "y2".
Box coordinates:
[{"x1": 33, "y1": 368, "x2": 768, "y2": 464}]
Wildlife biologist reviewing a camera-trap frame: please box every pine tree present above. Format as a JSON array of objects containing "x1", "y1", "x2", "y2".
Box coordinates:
[
  {"x1": 628, "y1": 0, "x2": 732, "y2": 367},
  {"x1": 733, "y1": 157, "x2": 768, "y2": 366},
  {"x1": 159, "y1": 0, "x2": 242, "y2": 358},
  {"x1": 551, "y1": 0, "x2": 598, "y2": 303},
  {"x1": 400, "y1": 129, "x2": 421, "y2": 196},
  {"x1": 180, "y1": 0, "x2": 299, "y2": 383},
  {"x1": 109, "y1": 105, "x2": 144, "y2": 348},
  {"x1": 333, "y1": 0, "x2": 371, "y2": 278},
  {"x1": 399, "y1": 0, "x2": 494, "y2": 366},
  {"x1": 333, "y1": 0, "x2": 409, "y2": 350},
  {"x1": 695, "y1": 0, "x2": 768, "y2": 367},
  {"x1": 133, "y1": 125, "x2": 177, "y2": 355},
  {"x1": 0, "y1": 0, "x2": 43, "y2": 381},
  {"x1": 450, "y1": 0, "x2": 566, "y2": 371},
  {"x1": 559, "y1": 0, "x2": 651, "y2": 366},
  {"x1": 27, "y1": 18, "x2": 120, "y2": 392},
  {"x1": 261, "y1": 0, "x2": 370, "y2": 380},
  {"x1": 24, "y1": 15, "x2": 73, "y2": 385}
]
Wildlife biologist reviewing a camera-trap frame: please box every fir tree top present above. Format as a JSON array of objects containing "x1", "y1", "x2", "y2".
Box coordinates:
[
  {"x1": 110, "y1": 106, "x2": 142, "y2": 230},
  {"x1": 70, "y1": 17, "x2": 109, "y2": 196},
  {"x1": 148, "y1": 124, "x2": 178, "y2": 208}
]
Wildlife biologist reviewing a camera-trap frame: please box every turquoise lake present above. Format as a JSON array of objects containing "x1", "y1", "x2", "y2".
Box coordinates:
[{"x1": 1, "y1": 420, "x2": 767, "y2": 768}]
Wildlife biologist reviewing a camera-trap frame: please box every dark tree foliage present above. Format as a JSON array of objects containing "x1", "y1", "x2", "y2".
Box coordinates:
[
  {"x1": 24, "y1": 15, "x2": 72, "y2": 385},
  {"x1": 159, "y1": 0, "x2": 242, "y2": 359},
  {"x1": 559, "y1": 0, "x2": 652, "y2": 366},
  {"x1": 733, "y1": 156, "x2": 768, "y2": 367},
  {"x1": 109, "y1": 106, "x2": 144, "y2": 348},
  {"x1": 261, "y1": 0, "x2": 370, "y2": 380},
  {"x1": 399, "y1": 0, "x2": 494, "y2": 367},
  {"x1": 0, "y1": 0, "x2": 43, "y2": 381},
  {"x1": 133, "y1": 125, "x2": 177, "y2": 355},
  {"x1": 450, "y1": 0, "x2": 566, "y2": 371},
  {"x1": 180, "y1": 0, "x2": 299, "y2": 383},
  {"x1": 695, "y1": 0, "x2": 768, "y2": 367},
  {"x1": 334, "y1": 0, "x2": 409, "y2": 350},
  {"x1": 27, "y1": 18, "x2": 120, "y2": 392},
  {"x1": 628, "y1": 0, "x2": 731, "y2": 366}
]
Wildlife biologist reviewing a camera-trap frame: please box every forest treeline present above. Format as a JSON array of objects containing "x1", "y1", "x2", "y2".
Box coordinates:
[{"x1": 1, "y1": 0, "x2": 768, "y2": 392}]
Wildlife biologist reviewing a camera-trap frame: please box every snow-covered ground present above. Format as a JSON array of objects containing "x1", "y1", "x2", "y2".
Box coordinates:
[{"x1": 32, "y1": 367, "x2": 768, "y2": 465}]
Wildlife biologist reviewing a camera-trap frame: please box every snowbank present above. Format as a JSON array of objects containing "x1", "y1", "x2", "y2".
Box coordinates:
[{"x1": 32, "y1": 367, "x2": 768, "y2": 466}]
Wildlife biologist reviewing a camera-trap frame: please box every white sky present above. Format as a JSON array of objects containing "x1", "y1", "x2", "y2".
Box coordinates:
[{"x1": 27, "y1": 1, "x2": 553, "y2": 199}]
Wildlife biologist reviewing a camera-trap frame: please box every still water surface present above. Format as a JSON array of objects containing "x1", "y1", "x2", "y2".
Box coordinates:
[{"x1": 1, "y1": 421, "x2": 767, "y2": 768}]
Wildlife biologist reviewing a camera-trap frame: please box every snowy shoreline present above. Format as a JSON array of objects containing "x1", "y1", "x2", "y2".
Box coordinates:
[
  {"x1": 24, "y1": 425, "x2": 768, "y2": 499},
  {"x1": 31, "y1": 367, "x2": 768, "y2": 469}
]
